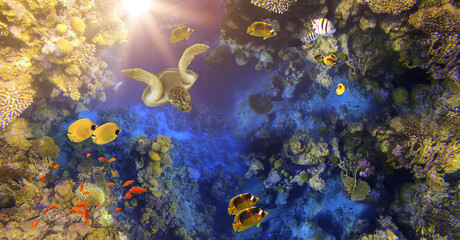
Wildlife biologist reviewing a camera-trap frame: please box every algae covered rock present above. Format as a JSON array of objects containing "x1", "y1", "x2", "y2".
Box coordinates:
[{"x1": 391, "y1": 87, "x2": 408, "y2": 104}]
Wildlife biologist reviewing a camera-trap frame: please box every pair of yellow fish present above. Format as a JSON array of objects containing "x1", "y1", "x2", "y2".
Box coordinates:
[
  {"x1": 313, "y1": 53, "x2": 337, "y2": 66},
  {"x1": 228, "y1": 193, "x2": 268, "y2": 232},
  {"x1": 67, "y1": 118, "x2": 121, "y2": 145}
]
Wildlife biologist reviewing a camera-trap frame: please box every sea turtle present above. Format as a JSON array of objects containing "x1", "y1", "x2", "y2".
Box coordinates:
[{"x1": 122, "y1": 43, "x2": 209, "y2": 112}]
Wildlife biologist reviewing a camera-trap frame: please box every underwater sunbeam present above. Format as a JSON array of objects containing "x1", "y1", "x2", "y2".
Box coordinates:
[{"x1": 122, "y1": 0, "x2": 153, "y2": 17}]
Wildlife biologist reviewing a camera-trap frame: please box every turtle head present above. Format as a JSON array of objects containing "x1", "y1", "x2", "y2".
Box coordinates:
[{"x1": 168, "y1": 86, "x2": 192, "y2": 112}]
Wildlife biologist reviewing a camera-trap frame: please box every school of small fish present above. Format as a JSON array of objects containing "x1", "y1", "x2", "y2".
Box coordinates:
[{"x1": 227, "y1": 193, "x2": 268, "y2": 232}]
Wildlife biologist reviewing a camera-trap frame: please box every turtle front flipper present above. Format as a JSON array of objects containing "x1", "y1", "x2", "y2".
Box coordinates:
[
  {"x1": 122, "y1": 68, "x2": 164, "y2": 105},
  {"x1": 178, "y1": 44, "x2": 209, "y2": 85},
  {"x1": 167, "y1": 86, "x2": 192, "y2": 112}
]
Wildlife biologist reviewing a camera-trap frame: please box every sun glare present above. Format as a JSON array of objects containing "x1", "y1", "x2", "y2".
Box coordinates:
[{"x1": 122, "y1": 0, "x2": 153, "y2": 17}]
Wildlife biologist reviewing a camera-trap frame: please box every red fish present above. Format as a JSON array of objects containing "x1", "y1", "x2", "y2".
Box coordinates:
[
  {"x1": 28, "y1": 208, "x2": 31, "y2": 213},
  {"x1": 83, "y1": 208, "x2": 90, "y2": 226},
  {"x1": 124, "y1": 193, "x2": 132, "y2": 199},
  {"x1": 107, "y1": 183, "x2": 116, "y2": 186},
  {"x1": 86, "y1": 153, "x2": 91, "y2": 158},
  {"x1": 49, "y1": 160, "x2": 54, "y2": 165},
  {"x1": 49, "y1": 205, "x2": 58, "y2": 209},
  {"x1": 39, "y1": 196, "x2": 44, "y2": 201},
  {"x1": 53, "y1": 164, "x2": 60, "y2": 169},
  {"x1": 115, "y1": 208, "x2": 121, "y2": 212},
  {"x1": 123, "y1": 180, "x2": 134, "y2": 187},
  {"x1": 23, "y1": 190, "x2": 26, "y2": 193},
  {"x1": 100, "y1": 166, "x2": 104, "y2": 171},
  {"x1": 109, "y1": 197, "x2": 115, "y2": 202},
  {"x1": 29, "y1": 177, "x2": 32, "y2": 182},
  {"x1": 74, "y1": 207, "x2": 84, "y2": 215},
  {"x1": 43, "y1": 208, "x2": 49, "y2": 214},
  {"x1": 69, "y1": 209, "x2": 76, "y2": 214},
  {"x1": 111, "y1": 170, "x2": 116, "y2": 177},
  {"x1": 79, "y1": 183, "x2": 83, "y2": 192},
  {"x1": 99, "y1": 157, "x2": 107, "y2": 162},
  {"x1": 41, "y1": 175, "x2": 45, "y2": 182},
  {"x1": 83, "y1": 191, "x2": 90, "y2": 195},
  {"x1": 75, "y1": 202, "x2": 90, "y2": 207},
  {"x1": 32, "y1": 219, "x2": 38, "y2": 229},
  {"x1": 129, "y1": 187, "x2": 147, "y2": 194},
  {"x1": 96, "y1": 203, "x2": 100, "y2": 206},
  {"x1": 108, "y1": 158, "x2": 116, "y2": 163}
]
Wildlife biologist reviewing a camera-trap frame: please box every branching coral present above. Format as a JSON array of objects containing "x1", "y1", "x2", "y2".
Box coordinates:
[
  {"x1": 358, "y1": 0, "x2": 416, "y2": 14},
  {"x1": 0, "y1": 82, "x2": 35, "y2": 129},
  {"x1": 341, "y1": 173, "x2": 370, "y2": 201},
  {"x1": 250, "y1": 0, "x2": 297, "y2": 14}
]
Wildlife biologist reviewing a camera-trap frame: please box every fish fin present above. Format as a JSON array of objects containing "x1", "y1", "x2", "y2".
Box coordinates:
[
  {"x1": 232, "y1": 223, "x2": 239, "y2": 232},
  {"x1": 246, "y1": 27, "x2": 251, "y2": 34},
  {"x1": 263, "y1": 37, "x2": 267, "y2": 40},
  {"x1": 257, "y1": 222, "x2": 261, "y2": 227},
  {"x1": 186, "y1": 36, "x2": 190, "y2": 40},
  {"x1": 228, "y1": 208, "x2": 233, "y2": 215}
]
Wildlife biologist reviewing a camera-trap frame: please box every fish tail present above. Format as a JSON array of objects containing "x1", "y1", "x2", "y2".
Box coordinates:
[
  {"x1": 228, "y1": 207, "x2": 233, "y2": 215},
  {"x1": 232, "y1": 223, "x2": 240, "y2": 232}
]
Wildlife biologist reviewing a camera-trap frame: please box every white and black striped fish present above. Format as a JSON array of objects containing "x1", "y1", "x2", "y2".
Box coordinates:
[
  {"x1": 301, "y1": 31, "x2": 319, "y2": 43},
  {"x1": 311, "y1": 18, "x2": 336, "y2": 37}
]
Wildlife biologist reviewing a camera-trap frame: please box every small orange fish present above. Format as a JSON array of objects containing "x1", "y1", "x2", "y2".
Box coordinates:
[
  {"x1": 100, "y1": 166, "x2": 104, "y2": 171},
  {"x1": 111, "y1": 170, "x2": 116, "y2": 177},
  {"x1": 23, "y1": 190, "x2": 26, "y2": 193},
  {"x1": 83, "y1": 191, "x2": 90, "y2": 195},
  {"x1": 39, "y1": 196, "x2": 44, "y2": 201},
  {"x1": 79, "y1": 183, "x2": 83, "y2": 192},
  {"x1": 69, "y1": 209, "x2": 77, "y2": 214},
  {"x1": 86, "y1": 153, "x2": 91, "y2": 158},
  {"x1": 75, "y1": 202, "x2": 90, "y2": 207},
  {"x1": 115, "y1": 208, "x2": 121, "y2": 212},
  {"x1": 124, "y1": 193, "x2": 132, "y2": 199},
  {"x1": 109, "y1": 197, "x2": 115, "y2": 201},
  {"x1": 28, "y1": 208, "x2": 31, "y2": 213},
  {"x1": 313, "y1": 54, "x2": 324, "y2": 61},
  {"x1": 107, "y1": 183, "x2": 116, "y2": 186},
  {"x1": 108, "y1": 158, "x2": 116, "y2": 163},
  {"x1": 49, "y1": 160, "x2": 54, "y2": 165},
  {"x1": 43, "y1": 208, "x2": 49, "y2": 214},
  {"x1": 123, "y1": 180, "x2": 134, "y2": 187},
  {"x1": 41, "y1": 175, "x2": 45, "y2": 182},
  {"x1": 108, "y1": 188, "x2": 111, "y2": 192},
  {"x1": 99, "y1": 157, "x2": 107, "y2": 162},
  {"x1": 96, "y1": 203, "x2": 100, "y2": 206},
  {"x1": 53, "y1": 164, "x2": 60, "y2": 169},
  {"x1": 129, "y1": 187, "x2": 147, "y2": 194},
  {"x1": 49, "y1": 205, "x2": 58, "y2": 209},
  {"x1": 29, "y1": 177, "x2": 32, "y2": 182},
  {"x1": 32, "y1": 219, "x2": 38, "y2": 229},
  {"x1": 83, "y1": 208, "x2": 90, "y2": 226},
  {"x1": 74, "y1": 207, "x2": 84, "y2": 215}
]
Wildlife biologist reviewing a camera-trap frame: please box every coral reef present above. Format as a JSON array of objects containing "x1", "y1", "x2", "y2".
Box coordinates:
[
  {"x1": 358, "y1": 0, "x2": 416, "y2": 14},
  {"x1": 0, "y1": 82, "x2": 35, "y2": 129},
  {"x1": 75, "y1": 183, "x2": 106, "y2": 205},
  {"x1": 250, "y1": 0, "x2": 298, "y2": 14}
]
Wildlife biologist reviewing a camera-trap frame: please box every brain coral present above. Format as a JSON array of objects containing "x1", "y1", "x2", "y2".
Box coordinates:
[
  {"x1": 75, "y1": 183, "x2": 105, "y2": 205},
  {"x1": 0, "y1": 83, "x2": 35, "y2": 129},
  {"x1": 358, "y1": 0, "x2": 416, "y2": 14},
  {"x1": 250, "y1": 0, "x2": 298, "y2": 14}
]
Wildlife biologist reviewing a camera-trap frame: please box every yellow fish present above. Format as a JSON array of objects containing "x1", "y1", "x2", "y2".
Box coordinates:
[
  {"x1": 67, "y1": 119, "x2": 97, "y2": 143},
  {"x1": 336, "y1": 83, "x2": 345, "y2": 95},
  {"x1": 92, "y1": 123, "x2": 121, "y2": 145},
  {"x1": 323, "y1": 56, "x2": 336, "y2": 66},
  {"x1": 170, "y1": 26, "x2": 194, "y2": 43},
  {"x1": 247, "y1": 22, "x2": 277, "y2": 40},
  {"x1": 228, "y1": 193, "x2": 259, "y2": 215},
  {"x1": 313, "y1": 54, "x2": 324, "y2": 62},
  {"x1": 232, "y1": 207, "x2": 268, "y2": 232}
]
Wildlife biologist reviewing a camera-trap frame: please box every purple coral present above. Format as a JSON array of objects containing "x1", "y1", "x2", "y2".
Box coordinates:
[{"x1": 358, "y1": 159, "x2": 375, "y2": 178}]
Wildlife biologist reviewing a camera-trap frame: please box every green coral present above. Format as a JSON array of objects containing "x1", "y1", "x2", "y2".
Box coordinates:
[
  {"x1": 391, "y1": 87, "x2": 408, "y2": 104},
  {"x1": 358, "y1": 0, "x2": 416, "y2": 14},
  {"x1": 342, "y1": 174, "x2": 371, "y2": 201},
  {"x1": 75, "y1": 183, "x2": 106, "y2": 205},
  {"x1": 32, "y1": 136, "x2": 60, "y2": 159}
]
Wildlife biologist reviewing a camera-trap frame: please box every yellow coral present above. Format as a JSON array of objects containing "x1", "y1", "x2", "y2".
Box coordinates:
[
  {"x1": 70, "y1": 17, "x2": 85, "y2": 36},
  {"x1": 0, "y1": 82, "x2": 35, "y2": 129},
  {"x1": 75, "y1": 183, "x2": 106, "y2": 205},
  {"x1": 342, "y1": 174, "x2": 370, "y2": 201},
  {"x1": 358, "y1": 0, "x2": 416, "y2": 14},
  {"x1": 250, "y1": 0, "x2": 298, "y2": 14}
]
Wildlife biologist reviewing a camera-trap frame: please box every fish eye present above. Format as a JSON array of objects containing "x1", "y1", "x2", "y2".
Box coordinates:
[
  {"x1": 91, "y1": 125, "x2": 96, "y2": 130},
  {"x1": 115, "y1": 129, "x2": 121, "y2": 135}
]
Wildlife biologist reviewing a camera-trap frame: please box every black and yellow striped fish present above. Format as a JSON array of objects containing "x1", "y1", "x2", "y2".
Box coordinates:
[
  {"x1": 228, "y1": 193, "x2": 259, "y2": 215},
  {"x1": 247, "y1": 22, "x2": 277, "y2": 40},
  {"x1": 312, "y1": 18, "x2": 336, "y2": 36},
  {"x1": 232, "y1": 207, "x2": 268, "y2": 232}
]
